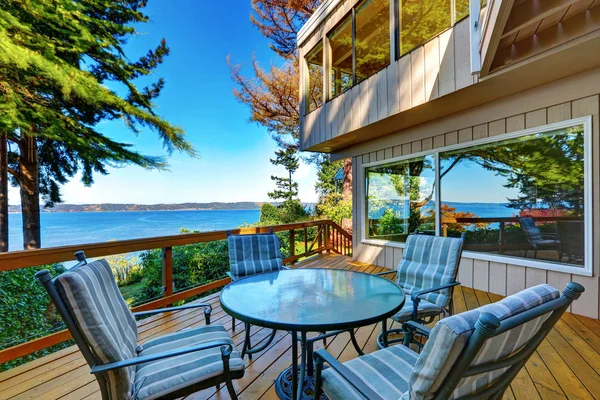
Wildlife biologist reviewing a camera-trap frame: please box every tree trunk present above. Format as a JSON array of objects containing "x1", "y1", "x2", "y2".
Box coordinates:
[
  {"x1": 18, "y1": 134, "x2": 41, "y2": 249},
  {"x1": 342, "y1": 158, "x2": 352, "y2": 201},
  {"x1": 0, "y1": 132, "x2": 8, "y2": 252}
]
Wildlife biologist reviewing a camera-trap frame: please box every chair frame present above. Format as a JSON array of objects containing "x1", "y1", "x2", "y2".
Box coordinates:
[
  {"x1": 225, "y1": 229, "x2": 287, "y2": 360},
  {"x1": 376, "y1": 233, "x2": 465, "y2": 349},
  {"x1": 35, "y1": 251, "x2": 243, "y2": 400},
  {"x1": 519, "y1": 216, "x2": 560, "y2": 259},
  {"x1": 313, "y1": 282, "x2": 584, "y2": 400}
]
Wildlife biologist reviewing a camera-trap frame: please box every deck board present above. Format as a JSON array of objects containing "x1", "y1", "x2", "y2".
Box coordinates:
[{"x1": 0, "y1": 253, "x2": 598, "y2": 400}]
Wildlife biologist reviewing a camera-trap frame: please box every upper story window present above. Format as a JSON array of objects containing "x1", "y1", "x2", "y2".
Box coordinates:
[
  {"x1": 355, "y1": 0, "x2": 390, "y2": 84},
  {"x1": 364, "y1": 118, "x2": 592, "y2": 274},
  {"x1": 329, "y1": 15, "x2": 353, "y2": 98},
  {"x1": 399, "y1": 0, "x2": 451, "y2": 56},
  {"x1": 302, "y1": 0, "x2": 484, "y2": 114},
  {"x1": 305, "y1": 43, "x2": 324, "y2": 114}
]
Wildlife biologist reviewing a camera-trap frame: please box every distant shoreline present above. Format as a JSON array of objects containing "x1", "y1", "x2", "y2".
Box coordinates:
[
  {"x1": 7, "y1": 202, "x2": 320, "y2": 214},
  {"x1": 7, "y1": 209, "x2": 261, "y2": 214},
  {"x1": 7, "y1": 202, "x2": 268, "y2": 213}
]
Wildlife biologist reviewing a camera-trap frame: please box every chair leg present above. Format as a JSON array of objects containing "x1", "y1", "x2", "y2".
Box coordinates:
[
  {"x1": 314, "y1": 355, "x2": 324, "y2": 399},
  {"x1": 225, "y1": 378, "x2": 237, "y2": 400}
]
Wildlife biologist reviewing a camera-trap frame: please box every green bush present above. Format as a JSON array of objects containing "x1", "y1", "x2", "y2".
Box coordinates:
[
  {"x1": 135, "y1": 239, "x2": 230, "y2": 304},
  {"x1": 0, "y1": 264, "x2": 68, "y2": 372}
]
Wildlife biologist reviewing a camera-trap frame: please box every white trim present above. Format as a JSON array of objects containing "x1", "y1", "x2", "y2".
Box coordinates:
[
  {"x1": 297, "y1": 0, "x2": 342, "y2": 47},
  {"x1": 469, "y1": 0, "x2": 482, "y2": 75},
  {"x1": 360, "y1": 116, "x2": 594, "y2": 277}
]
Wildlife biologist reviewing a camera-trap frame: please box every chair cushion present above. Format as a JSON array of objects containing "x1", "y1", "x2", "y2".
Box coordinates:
[
  {"x1": 55, "y1": 259, "x2": 138, "y2": 400},
  {"x1": 397, "y1": 235, "x2": 463, "y2": 308},
  {"x1": 391, "y1": 298, "x2": 445, "y2": 323},
  {"x1": 322, "y1": 344, "x2": 419, "y2": 400},
  {"x1": 228, "y1": 233, "x2": 283, "y2": 277},
  {"x1": 135, "y1": 324, "x2": 244, "y2": 400},
  {"x1": 409, "y1": 284, "x2": 560, "y2": 399}
]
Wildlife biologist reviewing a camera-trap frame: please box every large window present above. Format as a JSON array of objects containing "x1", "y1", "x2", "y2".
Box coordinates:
[
  {"x1": 329, "y1": 15, "x2": 353, "y2": 98},
  {"x1": 305, "y1": 43, "x2": 324, "y2": 113},
  {"x1": 399, "y1": 0, "x2": 451, "y2": 56},
  {"x1": 355, "y1": 0, "x2": 390, "y2": 84},
  {"x1": 366, "y1": 155, "x2": 436, "y2": 241},
  {"x1": 365, "y1": 119, "x2": 591, "y2": 271}
]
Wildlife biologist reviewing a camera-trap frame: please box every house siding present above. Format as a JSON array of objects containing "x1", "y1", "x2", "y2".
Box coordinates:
[{"x1": 348, "y1": 73, "x2": 600, "y2": 318}]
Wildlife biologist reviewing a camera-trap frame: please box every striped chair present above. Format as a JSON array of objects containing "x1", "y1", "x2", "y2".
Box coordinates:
[
  {"x1": 226, "y1": 232, "x2": 288, "y2": 360},
  {"x1": 377, "y1": 234, "x2": 465, "y2": 348},
  {"x1": 36, "y1": 255, "x2": 244, "y2": 400},
  {"x1": 314, "y1": 282, "x2": 584, "y2": 400}
]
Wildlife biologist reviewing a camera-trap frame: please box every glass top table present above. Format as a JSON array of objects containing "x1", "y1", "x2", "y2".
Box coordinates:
[{"x1": 220, "y1": 268, "x2": 405, "y2": 400}]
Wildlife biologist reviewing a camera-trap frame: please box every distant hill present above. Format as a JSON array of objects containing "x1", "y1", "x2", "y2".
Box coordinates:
[{"x1": 8, "y1": 202, "x2": 267, "y2": 213}]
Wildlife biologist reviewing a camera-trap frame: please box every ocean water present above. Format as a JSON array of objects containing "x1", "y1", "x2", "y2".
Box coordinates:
[{"x1": 7, "y1": 210, "x2": 261, "y2": 252}]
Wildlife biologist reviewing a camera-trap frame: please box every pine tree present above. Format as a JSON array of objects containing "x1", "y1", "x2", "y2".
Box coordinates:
[
  {"x1": 268, "y1": 146, "x2": 300, "y2": 202},
  {"x1": 0, "y1": 0, "x2": 194, "y2": 249}
]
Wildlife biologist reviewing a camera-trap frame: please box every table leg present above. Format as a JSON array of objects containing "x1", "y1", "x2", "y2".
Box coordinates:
[
  {"x1": 297, "y1": 332, "x2": 308, "y2": 400},
  {"x1": 291, "y1": 330, "x2": 298, "y2": 400},
  {"x1": 382, "y1": 319, "x2": 389, "y2": 348}
]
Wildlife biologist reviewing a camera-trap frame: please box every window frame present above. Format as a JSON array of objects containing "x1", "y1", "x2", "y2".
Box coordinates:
[
  {"x1": 304, "y1": 42, "x2": 325, "y2": 115},
  {"x1": 361, "y1": 116, "x2": 594, "y2": 277}
]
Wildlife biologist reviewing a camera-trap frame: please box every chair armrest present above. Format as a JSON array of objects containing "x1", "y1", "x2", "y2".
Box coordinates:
[
  {"x1": 313, "y1": 349, "x2": 385, "y2": 400},
  {"x1": 402, "y1": 320, "x2": 432, "y2": 338},
  {"x1": 90, "y1": 340, "x2": 233, "y2": 374},
  {"x1": 540, "y1": 233, "x2": 559, "y2": 239},
  {"x1": 281, "y1": 265, "x2": 290, "y2": 270},
  {"x1": 133, "y1": 303, "x2": 212, "y2": 325},
  {"x1": 375, "y1": 270, "x2": 397, "y2": 278},
  {"x1": 226, "y1": 271, "x2": 238, "y2": 281},
  {"x1": 411, "y1": 282, "x2": 460, "y2": 303},
  {"x1": 411, "y1": 281, "x2": 460, "y2": 320}
]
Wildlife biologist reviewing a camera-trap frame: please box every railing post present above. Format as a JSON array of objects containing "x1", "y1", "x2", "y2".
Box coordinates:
[
  {"x1": 290, "y1": 229, "x2": 296, "y2": 265},
  {"x1": 162, "y1": 246, "x2": 173, "y2": 298},
  {"x1": 325, "y1": 224, "x2": 331, "y2": 252},
  {"x1": 304, "y1": 227, "x2": 308, "y2": 257},
  {"x1": 318, "y1": 224, "x2": 323, "y2": 254}
]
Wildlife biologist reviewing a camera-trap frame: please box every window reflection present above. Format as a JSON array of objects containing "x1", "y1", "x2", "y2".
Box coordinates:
[
  {"x1": 440, "y1": 125, "x2": 585, "y2": 266},
  {"x1": 366, "y1": 155, "x2": 436, "y2": 242},
  {"x1": 329, "y1": 16, "x2": 353, "y2": 98},
  {"x1": 305, "y1": 43, "x2": 324, "y2": 113},
  {"x1": 399, "y1": 0, "x2": 451, "y2": 56},
  {"x1": 355, "y1": 0, "x2": 390, "y2": 84}
]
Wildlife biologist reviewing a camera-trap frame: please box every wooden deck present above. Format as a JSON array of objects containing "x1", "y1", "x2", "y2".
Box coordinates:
[{"x1": 1, "y1": 253, "x2": 599, "y2": 400}]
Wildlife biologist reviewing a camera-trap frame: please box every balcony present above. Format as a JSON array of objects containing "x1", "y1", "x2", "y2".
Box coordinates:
[{"x1": 1, "y1": 249, "x2": 599, "y2": 399}]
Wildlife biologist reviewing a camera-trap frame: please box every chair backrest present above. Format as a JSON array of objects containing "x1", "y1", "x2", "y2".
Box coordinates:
[
  {"x1": 519, "y1": 217, "x2": 543, "y2": 243},
  {"x1": 396, "y1": 234, "x2": 464, "y2": 307},
  {"x1": 408, "y1": 283, "x2": 584, "y2": 399},
  {"x1": 228, "y1": 232, "x2": 283, "y2": 277},
  {"x1": 38, "y1": 259, "x2": 138, "y2": 399}
]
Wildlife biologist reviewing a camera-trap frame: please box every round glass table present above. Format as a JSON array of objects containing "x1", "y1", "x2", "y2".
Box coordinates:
[{"x1": 220, "y1": 268, "x2": 405, "y2": 400}]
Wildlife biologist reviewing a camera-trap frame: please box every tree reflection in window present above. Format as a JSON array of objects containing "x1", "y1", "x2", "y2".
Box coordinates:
[
  {"x1": 440, "y1": 125, "x2": 585, "y2": 266},
  {"x1": 355, "y1": 0, "x2": 390, "y2": 84},
  {"x1": 329, "y1": 16, "x2": 353, "y2": 98},
  {"x1": 305, "y1": 43, "x2": 324, "y2": 113},
  {"x1": 400, "y1": 0, "x2": 451, "y2": 56},
  {"x1": 366, "y1": 155, "x2": 436, "y2": 241}
]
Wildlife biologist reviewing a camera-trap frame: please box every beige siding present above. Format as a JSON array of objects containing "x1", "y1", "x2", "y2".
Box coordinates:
[{"x1": 349, "y1": 86, "x2": 600, "y2": 319}]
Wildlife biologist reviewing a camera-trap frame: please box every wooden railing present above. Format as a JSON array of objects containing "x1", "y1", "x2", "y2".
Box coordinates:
[{"x1": 0, "y1": 219, "x2": 351, "y2": 364}]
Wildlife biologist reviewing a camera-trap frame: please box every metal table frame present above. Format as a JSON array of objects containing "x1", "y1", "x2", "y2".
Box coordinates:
[{"x1": 220, "y1": 269, "x2": 405, "y2": 400}]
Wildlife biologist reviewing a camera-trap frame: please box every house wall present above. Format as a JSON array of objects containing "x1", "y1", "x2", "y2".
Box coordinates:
[
  {"x1": 299, "y1": 7, "x2": 477, "y2": 151},
  {"x1": 346, "y1": 68, "x2": 600, "y2": 319}
]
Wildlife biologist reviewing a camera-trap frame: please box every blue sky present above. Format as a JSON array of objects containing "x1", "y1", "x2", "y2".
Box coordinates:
[{"x1": 8, "y1": 0, "x2": 319, "y2": 205}]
